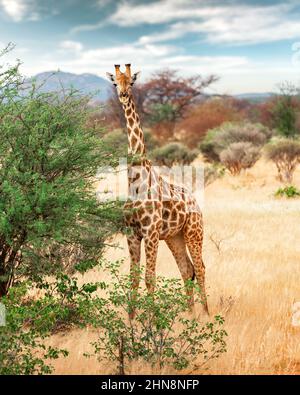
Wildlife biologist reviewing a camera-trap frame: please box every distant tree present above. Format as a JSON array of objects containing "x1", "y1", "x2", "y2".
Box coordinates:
[
  {"x1": 245, "y1": 85, "x2": 300, "y2": 136},
  {"x1": 143, "y1": 69, "x2": 218, "y2": 120},
  {"x1": 271, "y1": 82, "x2": 300, "y2": 137}
]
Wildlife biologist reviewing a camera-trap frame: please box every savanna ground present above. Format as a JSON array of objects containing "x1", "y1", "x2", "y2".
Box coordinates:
[{"x1": 47, "y1": 157, "x2": 300, "y2": 375}]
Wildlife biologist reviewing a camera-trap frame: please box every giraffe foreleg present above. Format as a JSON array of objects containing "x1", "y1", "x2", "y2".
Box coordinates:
[
  {"x1": 144, "y1": 231, "x2": 159, "y2": 294},
  {"x1": 127, "y1": 233, "x2": 142, "y2": 319}
]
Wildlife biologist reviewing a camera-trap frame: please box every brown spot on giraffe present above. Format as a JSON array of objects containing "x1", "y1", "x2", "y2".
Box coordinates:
[
  {"x1": 131, "y1": 135, "x2": 137, "y2": 147},
  {"x1": 171, "y1": 209, "x2": 177, "y2": 221},
  {"x1": 106, "y1": 64, "x2": 208, "y2": 317},
  {"x1": 141, "y1": 215, "x2": 151, "y2": 227}
]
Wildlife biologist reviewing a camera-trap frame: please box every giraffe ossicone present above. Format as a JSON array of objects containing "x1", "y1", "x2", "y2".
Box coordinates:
[{"x1": 106, "y1": 64, "x2": 209, "y2": 317}]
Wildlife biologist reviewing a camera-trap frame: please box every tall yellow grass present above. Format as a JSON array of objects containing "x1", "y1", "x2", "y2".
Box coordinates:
[{"x1": 48, "y1": 158, "x2": 300, "y2": 375}]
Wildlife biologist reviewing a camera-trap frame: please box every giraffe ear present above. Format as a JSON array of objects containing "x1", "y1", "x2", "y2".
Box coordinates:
[
  {"x1": 106, "y1": 72, "x2": 116, "y2": 84},
  {"x1": 131, "y1": 71, "x2": 141, "y2": 85}
]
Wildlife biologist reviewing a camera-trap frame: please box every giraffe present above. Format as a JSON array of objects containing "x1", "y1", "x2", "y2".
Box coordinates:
[{"x1": 106, "y1": 64, "x2": 208, "y2": 316}]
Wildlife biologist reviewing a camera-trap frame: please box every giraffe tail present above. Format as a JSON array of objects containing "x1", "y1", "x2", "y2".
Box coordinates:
[{"x1": 191, "y1": 268, "x2": 196, "y2": 281}]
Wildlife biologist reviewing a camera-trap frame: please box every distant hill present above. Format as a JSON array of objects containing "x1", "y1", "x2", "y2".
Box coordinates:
[
  {"x1": 27, "y1": 71, "x2": 111, "y2": 102},
  {"x1": 234, "y1": 92, "x2": 275, "y2": 102},
  {"x1": 26, "y1": 72, "x2": 275, "y2": 104}
]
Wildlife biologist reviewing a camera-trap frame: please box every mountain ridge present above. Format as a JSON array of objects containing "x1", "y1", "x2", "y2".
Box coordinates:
[
  {"x1": 27, "y1": 71, "x2": 275, "y2": 103},
  {"x1": 27, "y1": 70, "x2": 111, "y2": 101}
]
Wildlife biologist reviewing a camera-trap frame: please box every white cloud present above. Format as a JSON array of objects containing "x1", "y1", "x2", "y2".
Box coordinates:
[
  {"x1": 3, "y1": 0, "x2": 298, "y2": 95},
  {"x1": 109, "y1": 0, "x2": 217, "y2": 26},
  {"x1": 0, "y1": 0, "x2": 59, "y2": 22},
  {"x1": 110, "y1": 0, "x2": 300, "y2": 46},
  {"x1": 70, "y1": 21, "x2": 106, "y2": 35},
  {"x1": 51, "y1": 41, "x2": 177, "y2": 72},
  {"x1": 138, "y1": 28, "x2": 183, "y2": 45},
  {"x1": 16, "y1": 38, "x2": 300, "y2": 94},
  {"x1": 0, "y1": 0, "x2": 30, "y2": 22},
  {"x1": 196, "y1": 6, "x2": 300, "y2": 45},
  {"x1": 51, "y1": 41, "x2": 247, "y2": 76},
  {"x1": 17, "y1": 38, "x2": 255, "y2": 95},
  {"x1": 70, "y1": 1, "x2": 300, "y2": 46}
]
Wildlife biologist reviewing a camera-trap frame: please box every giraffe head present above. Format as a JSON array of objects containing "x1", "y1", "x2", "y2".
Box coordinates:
[{"x1": 106, "y1": 64, "x2": 141, "y2": 104}]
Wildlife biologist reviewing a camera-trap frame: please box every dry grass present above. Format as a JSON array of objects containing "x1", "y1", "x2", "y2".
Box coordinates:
[{"x1": 48, "y1": 158, "x2": 300, "y2": 375}]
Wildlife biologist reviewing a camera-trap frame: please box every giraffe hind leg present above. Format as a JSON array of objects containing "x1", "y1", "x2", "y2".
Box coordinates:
[
  {"x1": 184, "y1": 213, "x2": 209, "y2": 315},
  {"x1": 165, "y1": 232, "x2": 195, "y2": 309}
]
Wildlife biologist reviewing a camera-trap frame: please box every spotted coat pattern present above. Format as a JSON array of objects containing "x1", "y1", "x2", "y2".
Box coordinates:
[{"x1": 106, "y1": 64, "x2": 208, "y2": 315}]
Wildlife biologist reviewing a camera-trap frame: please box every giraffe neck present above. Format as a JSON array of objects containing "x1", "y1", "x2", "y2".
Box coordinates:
[
  {"x1": 122, "y1": 95, "x2": 157, "y2": 200},
  {"x1": 122, "y1": 95, "x2": 146, "y2": 155}
]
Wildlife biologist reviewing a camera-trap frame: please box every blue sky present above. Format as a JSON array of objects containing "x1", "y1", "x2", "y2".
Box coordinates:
[{"x1": 0, "y1": 0, "x2": 300, "y2": 94}]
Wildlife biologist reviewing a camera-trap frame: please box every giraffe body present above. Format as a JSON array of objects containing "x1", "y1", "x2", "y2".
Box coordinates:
[{"x1": 106, "y1": 65, "x2": 208, "y2": 314}]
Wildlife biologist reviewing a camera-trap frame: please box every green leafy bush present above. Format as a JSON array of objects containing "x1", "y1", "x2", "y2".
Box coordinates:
[
  {"x1": 0, "y1": 269, "x2": 107, "y2": 374},
  {"x1": 275, "y1": 185, "x2": 300, "y2": 198},
  {"x1": 1, "y1": 261, "x2": 227, "y2": 375},
  {"x1": 0, "y1": 284, "x2": 65, "y2": 374},
  {"x1": 87, "y1": 261, "x2": 227, "y2": 374},
  {"x1": 150, "y1": 142, "x2": 198, "y2": 167}
]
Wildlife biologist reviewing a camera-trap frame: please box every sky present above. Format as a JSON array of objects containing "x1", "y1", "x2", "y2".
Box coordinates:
[{"x1": 0, "y1": 0, "x2": 300, "y2": 94}]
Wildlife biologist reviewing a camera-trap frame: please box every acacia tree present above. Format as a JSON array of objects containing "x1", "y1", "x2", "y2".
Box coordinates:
[
  {"x1": 0, "y1": 52, "x2": 123, "y2": 297},
  {"x1": 143, "y1": 69, "x2": 218, "y2": 140},
  {"x1": 143, "y1": 69, "x2": 217, "y2": 119}
]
